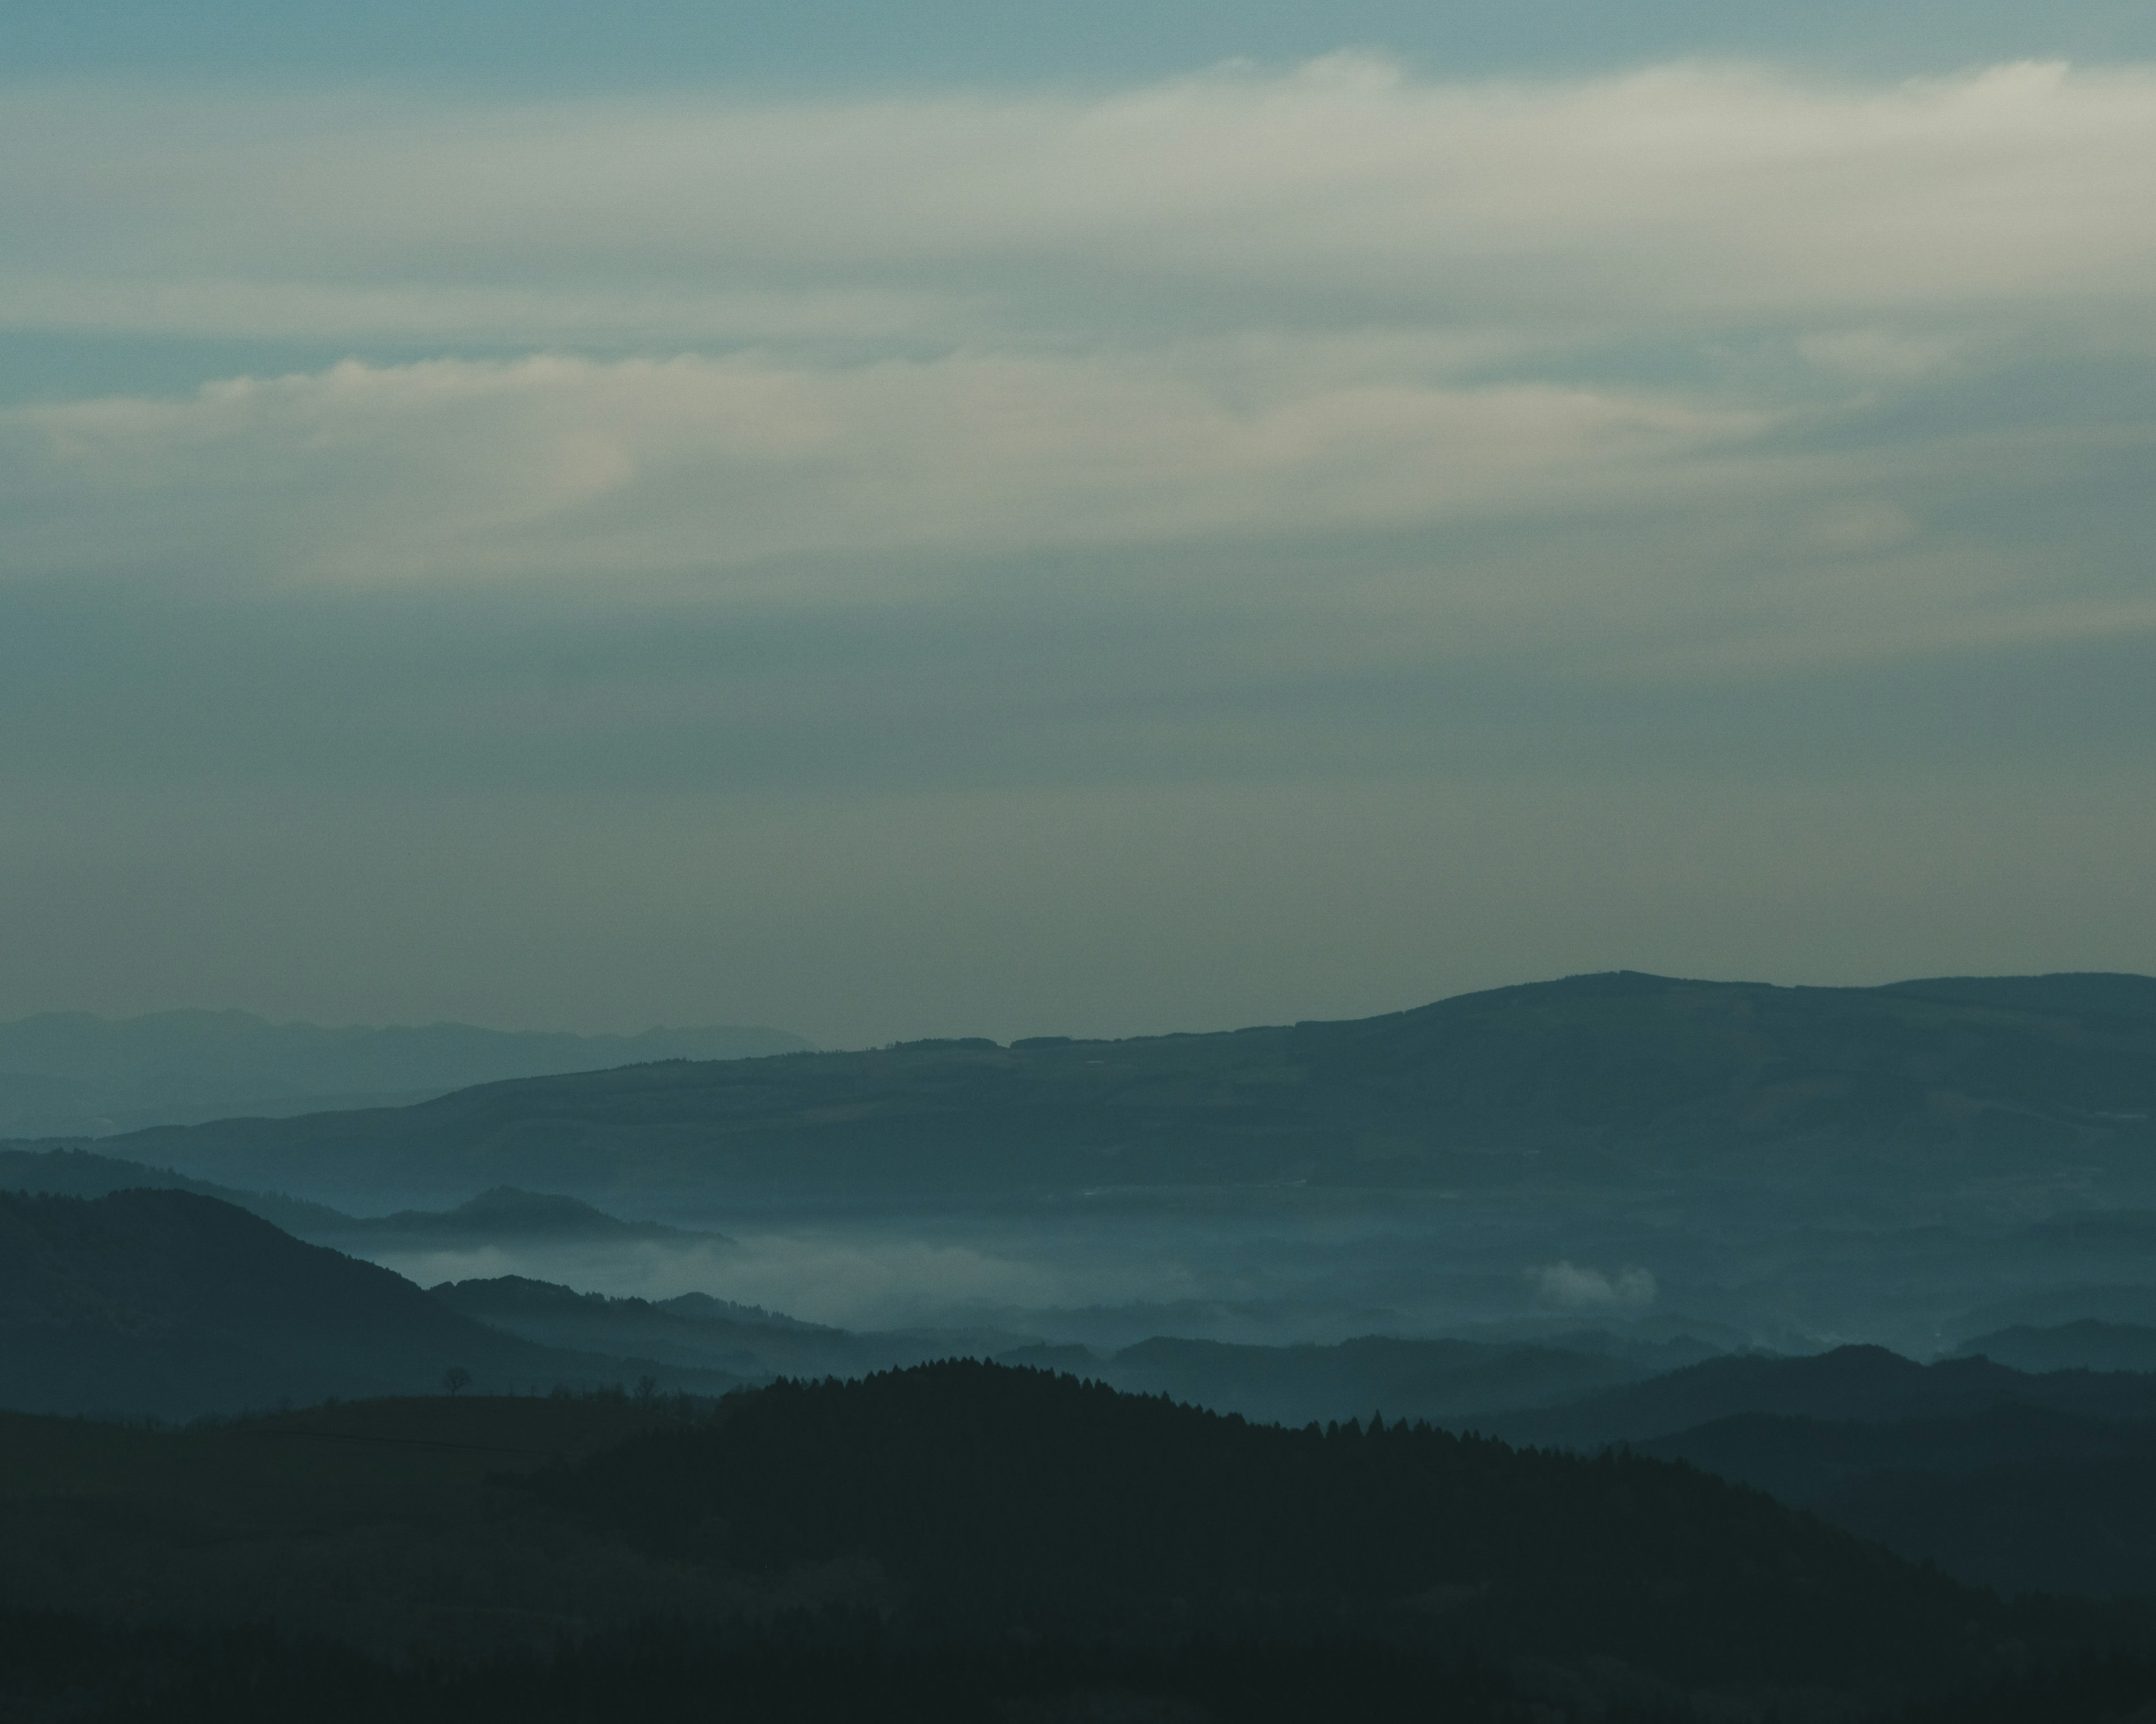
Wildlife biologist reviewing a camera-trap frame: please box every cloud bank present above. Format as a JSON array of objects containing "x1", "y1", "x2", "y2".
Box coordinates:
[{"x1": 1, "y1": 58, "x2": 2153, "y2": 1041}]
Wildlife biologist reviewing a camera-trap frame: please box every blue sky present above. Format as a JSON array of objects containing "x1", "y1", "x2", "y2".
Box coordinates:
[{"x1": 2, "y1": 5, "x2": 2154, "y2": 1044}]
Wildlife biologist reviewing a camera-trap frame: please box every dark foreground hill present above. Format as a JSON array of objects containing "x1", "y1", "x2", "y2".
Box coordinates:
[
  {"x1": 0, "y1": 1190, "x2": 737, "y2": 1416},
  {"x1": 77, "y1": 971, "x2": 2156, "y2": 1205},
  {"x1": 543, "y1": 1362, "x2": 2120, "y2": 1703},
  {"x1": 5, "y1": 1368, "x2": 2154, "y2": 1722}
]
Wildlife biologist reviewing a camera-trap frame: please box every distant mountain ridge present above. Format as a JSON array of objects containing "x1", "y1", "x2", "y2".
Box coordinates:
[
  {"x1": 0, "y1": 1009, "x2": 812, "y2": 1138},
  {"x1": 73, "y1": 970, "x2": 2156, "y2": 1207},
  {"x1": 318, "y1": 1186, "x2": 734, "y2": 1249},
  {"x1": 1487, "y1": 1342, "x2": 2156, "y2": 1448}
]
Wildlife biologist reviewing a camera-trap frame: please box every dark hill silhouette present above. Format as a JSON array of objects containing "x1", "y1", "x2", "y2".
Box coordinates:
[
  {"x1": 0, "y1": 1144, "x2": 353, "y2": 1233},
  {"x1": 0, "y1": 1370, "x2": 2148, "y2": 1719},
  {"x1": 543, "y1": 1359, "x2": 2061, "y2": 1700},
  {"x1": 1638, "y1": 1405, "x2": 2156, "y2": 1598},
  {"x1": 1097, "y1": 1331, "x2": 1711, "y2": 1426},
  {"x1": 71, "y1": 970, "x2": 2156, "y2": 1203},
  {"x1": 1955, "y1": 1320, "x2": 2156, "y2": 1374},
  {"x1": 0, "y1": 1150, "x2": 723, "y2": 1252},
  {"x1": 1486, "y1": 1343, "x2": 2156, "y2": 1447},
  {"x1": 0, "y1": 1190, "x2": 738, "y2": 1416}
]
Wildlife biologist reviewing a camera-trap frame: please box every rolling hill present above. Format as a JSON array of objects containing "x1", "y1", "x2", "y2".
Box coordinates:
[
  {"x1": 0, "y1": 1009, "x2": 812, "y2": 1138},
  {"x1": 1486, "y1": 1343, "x2": 2156, "y2": 1448},
  {"x1": 67, "y1": 970, "x2": 2156, "y2": 1206},
  {"x1": 0, "y1": 1190, "x2": 739, "y2": 1416}
]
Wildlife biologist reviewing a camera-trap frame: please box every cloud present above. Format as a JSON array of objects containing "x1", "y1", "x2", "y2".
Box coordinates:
[
  {"x1": 5, "y1": 60, "x2": 2156, "y2": 347},
  {"x1": 2, "y1": 58, "x2": 2155, "y2": 1038},
  {"x1": 1528, "y1": 1261, "x2": 1659, "y2": 1311},
  {"x1": 1, "y1": 59, "x2": 2149, "y2": 676},
  {"x1": 0, "y1": 350, "x2": 1754, "y2": 588}
]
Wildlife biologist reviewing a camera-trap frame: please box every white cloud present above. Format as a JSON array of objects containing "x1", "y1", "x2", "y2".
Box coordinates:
[
  {"x1": 3, "y1": 60, "x2": 2154, "y2": 348},
  {"x1": 0, "y1": 350, "x2": 1758, "y2": 588},
  {"x1": 1528, "y1": 1261, "x2": 1658, "y2": 1311},
  {"x1": 1, "y1": 60, "x2": 2153, "y2": 679}
]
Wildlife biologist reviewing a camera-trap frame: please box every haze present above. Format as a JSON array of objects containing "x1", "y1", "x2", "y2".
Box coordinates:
[{"x1": 5, "y1": 2, "x2": 2155, "y2": 1049}]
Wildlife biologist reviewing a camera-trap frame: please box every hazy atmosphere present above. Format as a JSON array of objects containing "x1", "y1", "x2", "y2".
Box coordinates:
[
  {"x1": 7, "y1": 2, "x2": 2156, "y2": 1045},
  {"x1": 8, "y1": 9, "x2": 2156, "y2": 1721}
]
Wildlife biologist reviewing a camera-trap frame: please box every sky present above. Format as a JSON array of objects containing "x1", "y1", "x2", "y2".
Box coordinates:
[{"x1": 3, "y1": 2, "x2": 2154, "y2": 1048}]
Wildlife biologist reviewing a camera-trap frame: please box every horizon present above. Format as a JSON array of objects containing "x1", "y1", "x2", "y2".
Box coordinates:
[
  {"x1": 8, "y1": 11, "x2": 2156, "y2": 1711},
  {"x1": 6, "y1": 7, "x2": 2155, "y2": 1048},
  {"x1": 8, "y1": 962, "x2": 2155, "y2": 1049}
]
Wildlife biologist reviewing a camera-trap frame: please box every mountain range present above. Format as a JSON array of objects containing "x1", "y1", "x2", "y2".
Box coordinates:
[
  {"x1": 72, "y1": 971, "x2": 2156, "y2": 1211},
  {"x1": 0, "y1": 1009, "x2": 811, "y2": 1139}
]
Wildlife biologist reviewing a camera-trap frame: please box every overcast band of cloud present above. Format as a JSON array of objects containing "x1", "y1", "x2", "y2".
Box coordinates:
[
  {"x1": 2, "y1": 56, "x2": 2154, "y2": 1039},
  {"x1": 4, "y1": 61, "x2": 2154, "y2": 616}
]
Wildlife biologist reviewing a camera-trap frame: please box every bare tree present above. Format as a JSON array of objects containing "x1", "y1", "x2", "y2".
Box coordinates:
[{"x1": 442, "y1": 1365, "x2": 473, "y2": 1396}]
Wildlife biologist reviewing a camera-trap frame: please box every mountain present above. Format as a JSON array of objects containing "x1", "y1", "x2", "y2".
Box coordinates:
[
  {"x1": 7, "y1": 1367, "x2": 2144, "y2": 1722},
  {"x1": 70, "y1": 970, "x2": 2156, "y2": 1207},
  {"x1": 1953, "y1": 1285, "x2": 2156, "y2": 1337},
  {"x1": 0, "y1": 1144, "x2": 354, "y2": 1234},
  {"x1": 1486, "y1": 1344, "x2": 2156, "y2": 1448},
  {"x1": 429, "y1": 1275, "x2": 1728, "y2": 1420},
  {"x1": 432, "y1": 1275, "x2": 1022, "y2": 1379},
  {"x1": 1091, "y1": 1330, "x2": 1720, "y2": 1426},
  {"x1": 317, "y1": 1186, "x2": 734, "y2": 1250},
  {"x1": 1956, "y1": 1320, "x2": 2156, "y2": 1374},
  {"x1": 0, "y1": 1149, "x2": 728, "y2": 1255},
  {"x1": 0, "y1": 1009, "x2": 812, "y2": 1138},
  {"x1": 1636, "y1": 1405, "x2": 2156, "y2": 1599},
  {"x1": 539, "y1": 1360, "x2": 2073, "y2": 1703},
  {"x1": 0, "y1": 1190, "x2": 739, "y2": 1416}
]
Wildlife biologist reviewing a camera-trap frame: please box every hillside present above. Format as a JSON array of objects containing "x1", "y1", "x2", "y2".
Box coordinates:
[
  {"x1": 1956, "y1": 1320, "x2": 2156, "y2": 1374},
  {"x1": 431, "y1": 1276, "x2": 909, "y2": 1379},
  {"x1": 1076, "y1": 1330, "x2": 1716, "y2": 1425},
  {"x1": 0, "y1": 1144, "x2": 354, "y2": 1233},
  {"x1": 1634, "y1": 1405, "x2": 2156, "y2": 1598},
  {"x1": 0, "y1": 1369, "x2": 2150, "y2": 1719},
  {"x1": 0, "y1": 1149, "x2": 725, "y2": 1252},
  {"x1": 0, "y1": 1009, "x2": 811, "y2": 1138},
  {"x1": 73, "y1": 970, "x2": 2156, "y2": 1206},
  {"x1": 430, "y1": 1277, "x2": 1714, "y2": 1419},
  {"x1": 541, "y1": 1360, "x2": 2086, "y2": 1701},
  {"x1": 317, "y1": 1186, "x2": 734, "y2": 1250},
  {"x1": 1487, "y1": 1344, "x2": 2156, "y2": 1448},
  {"x1": 0, "y1": 1190, "x2": 738, "y2": 1416}
]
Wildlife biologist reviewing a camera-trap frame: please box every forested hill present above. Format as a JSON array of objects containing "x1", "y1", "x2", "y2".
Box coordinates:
[
  {"x1": 1489, "y1": 1343, "x2": 2156, "y2": 1448},
  {"x1": 0, "y1": 1190, "x2": 736, "y2": 1416},
  {"x1": 539, "y1": 1360, "x2": 2106, "y2": 1705},
  {"x1": 79, "y1": 971, "x2": 2156, "y2": 1202}
]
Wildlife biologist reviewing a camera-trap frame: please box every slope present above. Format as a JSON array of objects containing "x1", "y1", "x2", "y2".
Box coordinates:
[
  {"x1": 1486, "y1": 1345, "x2": 2156, "y2": 1447},
  {"x1": 74, "y1": 970, "x2": 2156, "y2": 1205},
  {"x1": 0, "y1": 1009, "x2": 812, "y2": 1138},
  {"x1": 542, "y1": 1359, "x2": 2094, "y2": 1702},
  {"x1": 0, "y1": 1190, "x2": 738, "y2": 1416}
]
